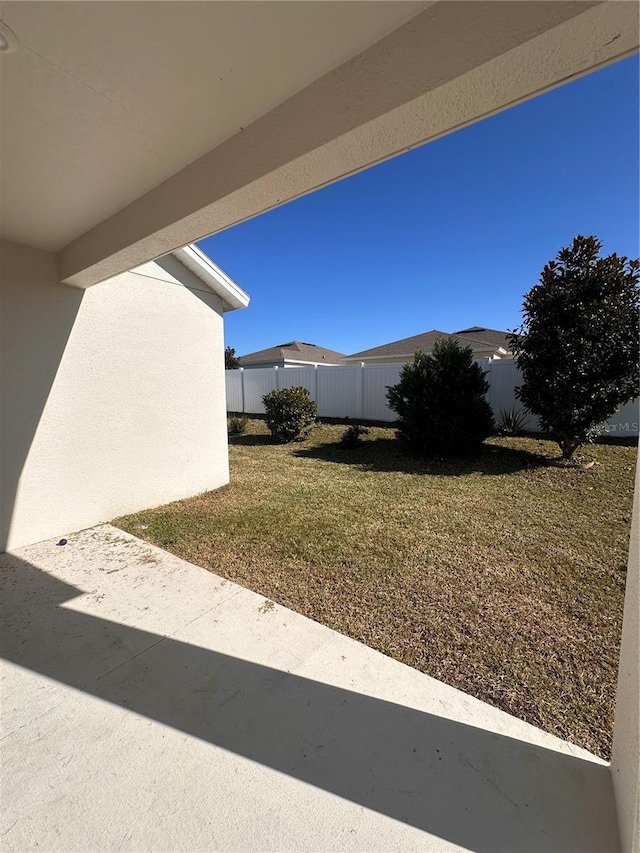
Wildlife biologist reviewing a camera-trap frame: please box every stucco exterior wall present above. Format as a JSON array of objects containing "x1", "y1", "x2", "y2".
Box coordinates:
[{"x1": 1, "y1": 240, "x2": 229, "y2": 551}]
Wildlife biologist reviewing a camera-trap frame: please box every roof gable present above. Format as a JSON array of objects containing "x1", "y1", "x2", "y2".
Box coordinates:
[
  {"x1": 454, "y1": 327, "x2": 514, "y2": 350},
  {"x1": 346, "y1": 327, "x2": 512, "y2": 360},
  {"x1": 167, "y1": 245, "x2": 250, "y2": 312},
  {"x1": 240, "y1": 341, "x2": 345, "y2": 365}
]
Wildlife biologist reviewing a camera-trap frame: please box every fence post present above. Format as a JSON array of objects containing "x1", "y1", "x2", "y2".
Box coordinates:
[
  {"x1": 360, "y1": 363, "x2": 365, "y2": 420},
  {"x1": 483, "y1": 358, "x2": 492, "y2": 411},
  {"x1": 274, "y1": 365, "x2": 279, "y2": 390},
  {"x1": 240, "y1": 367, "x2": 245, "y2": 414},
  {"x1": 314, "y1": 364, "x2": 318, "y2": 404}
]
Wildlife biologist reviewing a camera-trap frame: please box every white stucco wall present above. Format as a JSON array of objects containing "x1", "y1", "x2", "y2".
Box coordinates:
[{"x1": 1, "y1": 240, "x2": 229, "y2": 551}]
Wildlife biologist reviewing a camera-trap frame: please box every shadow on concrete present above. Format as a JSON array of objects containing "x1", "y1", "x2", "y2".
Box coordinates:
[
  {"x1": 294, "y1": 438, "x2": 548, "y2": 477},
  {"x1": 1, "y1": 553, "x2": 617, "y2": 853}
]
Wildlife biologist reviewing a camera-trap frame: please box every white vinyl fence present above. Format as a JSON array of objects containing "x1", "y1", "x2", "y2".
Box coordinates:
[{"x1": 226, "y1": 360, "x2": 639, "y2": 437}]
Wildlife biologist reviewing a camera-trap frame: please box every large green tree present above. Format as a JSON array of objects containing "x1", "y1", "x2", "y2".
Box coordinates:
[
  {"x1": 511, "y1": 235, "x2": 639, "y2": 459},
  {"x1": 386, "y1": 338, "x2": 494, "y2": 457}
]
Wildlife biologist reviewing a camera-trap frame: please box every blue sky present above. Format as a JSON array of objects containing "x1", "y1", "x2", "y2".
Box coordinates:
[{"x1": 199, "y1": 55, "x2": 639, "y2": 358}]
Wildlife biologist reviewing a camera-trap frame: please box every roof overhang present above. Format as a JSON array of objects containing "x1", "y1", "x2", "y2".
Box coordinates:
[
  {"x1": 170, "y1": 244, "x2": 249, "y2": 312},
  {"x1": 0, "y1": 2, "x2": 636, "y2": 288}
]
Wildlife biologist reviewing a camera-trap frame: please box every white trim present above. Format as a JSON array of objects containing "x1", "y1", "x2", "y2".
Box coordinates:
[
  {"x1": 283, "y1": 358, "x2": 342, "y2": 367},
  {"x1": 170, "y1": 244, "x2": 250, "y2": 312}
]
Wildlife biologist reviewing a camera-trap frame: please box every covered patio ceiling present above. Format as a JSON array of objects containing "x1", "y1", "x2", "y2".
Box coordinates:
[
  {"x1": 0, "y1": 0, "x2": 426, "y2": 251},
  {"x1": 0, "y1": 1, "x2": 637, "y2": 288}
]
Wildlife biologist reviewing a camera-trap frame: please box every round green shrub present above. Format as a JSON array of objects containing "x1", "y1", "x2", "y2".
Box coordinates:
[
  {"x1": 262, "y1": 387, "x2": 318, "y2": 443},
  {"x1": 228, "y1": 415, "x2": 248, "y2": 436},
  {"x1": 386, "y1": 338, "x2": 494, "y2": 456}
]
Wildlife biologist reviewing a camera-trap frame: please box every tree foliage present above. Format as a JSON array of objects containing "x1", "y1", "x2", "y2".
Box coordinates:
[
  {"x1": 511, "y1": 236, "x2": 639, "y2": 459},
  {"x1": 225, "y1": 346, "x2": 241, "y2": 370},
  {"x1": 386, "y1": 338, "x2": 494, "y2": 456},
  {"x1": 262, "y1": 387, "x2": 318, "y2": 443}
]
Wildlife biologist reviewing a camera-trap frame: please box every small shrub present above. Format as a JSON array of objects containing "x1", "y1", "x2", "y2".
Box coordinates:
[
  {"x1": 340, "y1": 424, "x2": 370, "y2": 448},
  {"x1": 228, "y1": 415, "x2": 248, "y2": 436},
  {"x1": 386, "y1": 338, "x2": 494, "y2": 457},
  {"x1": 498, "y1": 407, "x2": 528, "y2": 436},
  {"x1": 225, "y1": 346, "x2": 241, "y2": 370},
  {"x1": 262, "y1": 387, "x2": 318, "y2": 443}
]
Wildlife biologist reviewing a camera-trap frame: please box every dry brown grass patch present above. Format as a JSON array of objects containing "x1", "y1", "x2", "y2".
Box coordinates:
[{"x1": 115, "y1": 420, "x2": 636, "y2": 759}]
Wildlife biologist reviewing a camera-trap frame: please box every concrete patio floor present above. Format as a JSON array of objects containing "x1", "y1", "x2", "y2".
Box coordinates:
[{"x1": 1, "y1": 524, "x2": 620, "y2": 852}]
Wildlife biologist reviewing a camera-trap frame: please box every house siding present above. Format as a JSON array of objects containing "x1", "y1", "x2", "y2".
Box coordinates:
[{"x1": 1, "y1": 241, "x2": 229, "y2": 550}]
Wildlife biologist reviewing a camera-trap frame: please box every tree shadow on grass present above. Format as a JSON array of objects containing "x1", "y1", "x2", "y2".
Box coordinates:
[
  {"x1": 594, "y1": 435, "x2": 638, "y2": 448},
  {"x1": 294, "y1": 437, "x2": 550, "y2": 477},
  {"x1": 228, "y1": 433, "x2": 274, "y2": 447}
]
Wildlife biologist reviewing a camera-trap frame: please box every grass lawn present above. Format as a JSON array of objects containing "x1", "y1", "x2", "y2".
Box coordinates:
[{"x1": 115, "y1": 420, "x2": 636, "y2": 760}]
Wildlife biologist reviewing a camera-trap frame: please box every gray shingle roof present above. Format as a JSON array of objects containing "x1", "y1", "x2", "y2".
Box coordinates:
[
  {"x1": 346, "y1": 328, "x2": 513, "y2": 360},
  {"x1": 453, "y1": 327, "x2": 514, "y2": 351},
  {"x1": 239, "y1": 341, "x2": 346, "y2": 365}
]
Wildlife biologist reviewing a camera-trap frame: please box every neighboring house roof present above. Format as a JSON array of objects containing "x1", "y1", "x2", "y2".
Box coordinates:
[
  {"x1": 239, "y1": 341, "x2": 346, "y2": 365},
  {"x1": 453, "y1": 326, "x2": 514, "y2": 351},
  {"x1": 345, "y1": 327, "x2": 512, "y2": 361},
  {"x1": 168, "y1": 244, "x2": 250, "y2": 312}
]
